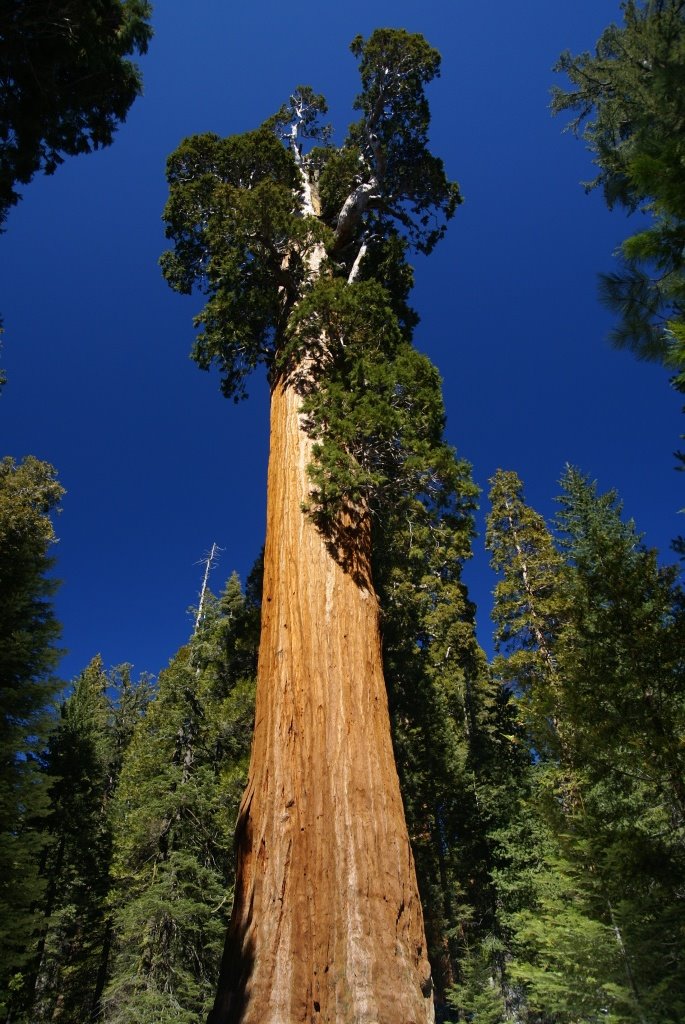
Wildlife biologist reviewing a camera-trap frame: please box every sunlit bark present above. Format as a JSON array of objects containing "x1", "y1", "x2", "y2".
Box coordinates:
[{"x1": 208, "y1": 377, "x2": 434, "y2": 1024}]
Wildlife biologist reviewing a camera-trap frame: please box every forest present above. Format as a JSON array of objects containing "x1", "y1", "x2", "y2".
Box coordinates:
[{"x1": 1, "y1": 2, "x2": 684, "y2": 1023}]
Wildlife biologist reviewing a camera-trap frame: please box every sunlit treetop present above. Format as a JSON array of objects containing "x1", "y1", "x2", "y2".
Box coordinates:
[
  {"x1": 161, "y1": 29, "x2": 464, "y2": 534},
  {"x1": 161, "y1": 28, "x2": 461, "y2": 401}
]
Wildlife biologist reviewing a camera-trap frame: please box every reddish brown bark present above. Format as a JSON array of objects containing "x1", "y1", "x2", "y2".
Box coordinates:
[{"x1": 209, "y1": 377, "x2": 434, "y2": 1024}]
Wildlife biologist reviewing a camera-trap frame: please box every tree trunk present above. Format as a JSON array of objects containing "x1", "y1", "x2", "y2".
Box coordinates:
[{"x1": 209, "y1": 376, "x2": 434, "y2": 1024}]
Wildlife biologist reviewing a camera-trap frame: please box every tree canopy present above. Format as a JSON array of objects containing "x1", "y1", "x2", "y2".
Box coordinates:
[
  {"x1": 161, "y1": 29, "x2": 460, "y2": 395},
  {"x1": 161, "y1": 29, "x2": 462, "y2": 545}
]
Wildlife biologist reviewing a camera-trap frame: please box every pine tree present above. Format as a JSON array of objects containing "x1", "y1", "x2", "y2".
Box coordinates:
[
  {"x1": 103, "y1": 575, "x2": 258, "y2": 1024},
  {"x1": 553, "y1": 467, "x2": 685, "y2": 1022},
  {"x1": 161, "y1": 29, "x2": 460, "y2": 1024},
  {"x1": 0, "y1": 456, "x2": 64, "y2": 1018},
  {"x1": 486, "y1": 469, "x2": 569, "y2": 761},
  {"x1": 485, "y1": 470, "x2": 630, "y2": 1023}
]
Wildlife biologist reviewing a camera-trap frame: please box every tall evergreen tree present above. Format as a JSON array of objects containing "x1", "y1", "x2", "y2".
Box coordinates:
[
  {"x1": 485, "y1": 467, "x2": 685, "y2": 1023},
  {"x1": 486, "y1": 469, "x2": 568, "y2": 761},
  {"x1": 0, "y1": 456, "x2": 63, "y2": 1018},
  {"x1": 26, "y1": 659, "x2": 153, "y2": 1024},
  {"x1": 376, "y1": 461, "x2": 521, "y2": 1021},
  {"x1": 161, "y1": 29, "x2": 461, "y2": 1024},
  {"x1": 553, "y1": 467, "x2": 685, "y2": 1022},
  {"x1": 103, "y1": 575, "x2": 258, "y2": 1024}
]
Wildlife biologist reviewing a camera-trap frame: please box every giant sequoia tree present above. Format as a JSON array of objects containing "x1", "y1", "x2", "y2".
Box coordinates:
[{"x1": 161, "y1": 29, "x2": 460, "y2": 1024}]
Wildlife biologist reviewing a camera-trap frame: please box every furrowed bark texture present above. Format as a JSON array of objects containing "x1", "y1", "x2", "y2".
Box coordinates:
[{"x1": 210, "y1": 378, "x2": 434, "y2": 1024}]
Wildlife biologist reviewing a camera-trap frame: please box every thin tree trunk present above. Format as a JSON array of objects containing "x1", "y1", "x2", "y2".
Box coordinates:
[{"x1": 209, "y1": 376, "x2": 434, "y2": 1024}]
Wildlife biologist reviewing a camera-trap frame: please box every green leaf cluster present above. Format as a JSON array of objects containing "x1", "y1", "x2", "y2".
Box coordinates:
[
  {"x1": 283, "y1": 276, "x2": 458, "y2": 548},
  {"x1": 161, "y1": 128, "x2": 316, "y2": 401},
  {"x1": 347, "y1": 29, "x2": 461, "y2": 255}
]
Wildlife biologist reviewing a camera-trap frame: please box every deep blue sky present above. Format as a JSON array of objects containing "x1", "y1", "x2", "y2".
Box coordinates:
[{"x1": 2, "y1": 1, "x2": 682, "y2": 682}]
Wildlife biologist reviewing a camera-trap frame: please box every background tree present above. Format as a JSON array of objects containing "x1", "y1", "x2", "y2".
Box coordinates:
[
  {"x1": 552, "y1": 0, "x2": 685, "y2": 363},
  {"x1": 375, "y1": 459, "x2": 521, "y2": 1021},
  {"x1": 0, "y1": 456, "x2": 63, "y2": 1018},
  {"x1": 552, "y1": 0, "x2": 685, "y2": 457},
  {"x1": 485, "y1": 466, "x2": 685, "y2": 1023},
  {"x1": 103, "y1": 575, "x2": 258, "y2": 1024},
  {"x1": 26, "y1": 659, "x2": 153, "y2": 1024},
  {"x1": 162, "y1": 29, "x2": 461, "y2": 1024},
  {"x1": 553, "y1": 467, "x2": 685, "y2": 1022},
  {"x1": 0, "y1": 0, "x2": 152, "y2": 227}
]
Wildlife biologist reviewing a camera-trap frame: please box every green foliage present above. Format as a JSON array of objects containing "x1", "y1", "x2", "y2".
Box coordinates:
[
  {"x1": 160, "y1": 128, "x2": 313, "y2": 401},
  {"x1": 26, "y1": 659, "x2": 153, "y2": 1024},
  {"x1": 0, "y1": 0, "x2": 152, "y2": 225},
  {"x1": 103, "y1": 575, "x2": 258, "y2": 1023},
  {"x1": 160, "y1": 29, "x2": 461, "y2": 532},
  {"x1": 0, "y1": 456, "x2": 63, "y2": 1017},
  {"x1": 555, "y1": 467, "x2": 685, "y2": 803},
  {"x1": 283, "y1": 276, "x2": 459, "y2": 540},
  {"x1": 347, "y1": 29, "x2": 461, "y2": 255},
  {"x1": 446, "y1": 936, "x2": 508, "y2": 1024},
  {"x1": 486, "y1": 469, "x2": 568, "y2": 759},
  {"x1": 552, "y1": 0, "x2": 685, "y2": 376},
  {"x1": 486, "y1": 466, "x2": 685, "y2": 1023}
]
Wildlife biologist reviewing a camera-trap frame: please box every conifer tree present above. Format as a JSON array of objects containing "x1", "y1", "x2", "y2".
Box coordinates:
[
  {"x1": 376, "y1": 465, "x2": 521, "y2": 1017},
  {"x1": 485, "y1": 470, "x2": 631, "y2": 1023},
  {"x1": 26, "y1": 659, "x2": 153, "y2": 1024},
  {"x1": 103, "y1": 576, "x2": 258, "y2": 1024},
  {"x1": 0, "y1": 456, "x2": 63, "y2": 1018},
  {"x1": 553, "y1": 467, "x2": 685, "y2": 1022},
  {"x1": 486, "y1": 467, "x2": 685, "y2": 1023},
  {"x1": 486, "y1": 469, "x2": 568, "y2": 760},
  {"x1": 161, "y1": 29, "x2": 461, "y2": 1023}
]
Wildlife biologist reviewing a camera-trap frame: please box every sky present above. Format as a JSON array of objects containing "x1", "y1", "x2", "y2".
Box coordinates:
[{"x1": 2, "y1": 0, "x2": 682, "y2": 683}]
